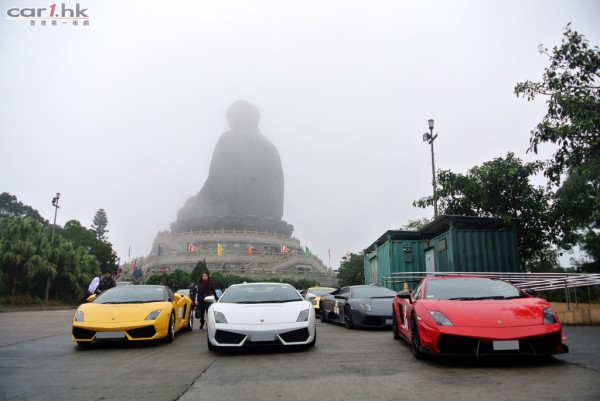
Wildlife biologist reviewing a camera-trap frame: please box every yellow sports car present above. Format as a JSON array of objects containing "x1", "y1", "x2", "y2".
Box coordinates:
[
  {"x1": 72, "y1": 285, "x2": 193, "y2": 345},
  {"x1": 304, "y1": 287, "x2": 336, "y2": 316}
]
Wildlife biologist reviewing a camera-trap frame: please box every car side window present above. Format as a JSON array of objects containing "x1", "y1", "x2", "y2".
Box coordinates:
[
  {"x1": 165, "y1": 286, "x2": 174, "y2": 301},
  {"x1": 338, "y1": 287, "x2": 349, "y2": 298},
  {"x1": 412, "y1": 283, "x2": 423, "y2": 300}
]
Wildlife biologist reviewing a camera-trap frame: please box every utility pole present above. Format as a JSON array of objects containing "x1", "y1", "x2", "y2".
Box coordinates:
[{"x1": 47, "y1": 192, "x2": 60, "y2": 301}]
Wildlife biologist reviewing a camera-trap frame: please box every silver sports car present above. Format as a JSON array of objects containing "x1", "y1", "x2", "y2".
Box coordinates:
[{"x1": 205, "y1": 282, "x2": 316, "y2": 350}]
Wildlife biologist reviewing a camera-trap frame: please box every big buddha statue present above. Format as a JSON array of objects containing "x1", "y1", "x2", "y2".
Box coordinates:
[{"x1": 171, "y1": 101, "x2": 294, "y2": 236}]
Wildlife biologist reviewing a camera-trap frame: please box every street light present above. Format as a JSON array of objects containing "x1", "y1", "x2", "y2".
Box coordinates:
[
  {"x1": 47, "y1": 193, "x2": 60, "y2": 301},
  {"x1": 50, "y1": 193, "x2": 60, "y2": 244},
  {"x1": 423, "y1": 120, "x2": 438, "y2": 218}
]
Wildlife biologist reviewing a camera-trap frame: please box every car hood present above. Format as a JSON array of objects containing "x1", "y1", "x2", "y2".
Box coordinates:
[
  {"x1": 421, "y1": 298, "x2": 551, "y2": 327},
  {"x1": 77, "y1": 302, "x2": 170, "y2": 323},
  {"x1": 213, "y1": 301, "x2": 311, "y2": 324}
]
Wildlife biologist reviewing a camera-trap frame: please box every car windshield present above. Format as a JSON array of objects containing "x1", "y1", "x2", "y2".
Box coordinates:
[
  {"x1": 93, "y1": 286, "x2": 168, "y2": 304},
  {"x1": 424, "y1": 278, "x2": 523, "y2": 300},
  {"x1": 351, "y1": 286, "x2": 397, "y2": 299},
  {"x1": 308, "y1": 288, "x2": 335, "y2": 297},
  {"x1": 219, "y1": 284, "x2": 303, "y2": 304}
]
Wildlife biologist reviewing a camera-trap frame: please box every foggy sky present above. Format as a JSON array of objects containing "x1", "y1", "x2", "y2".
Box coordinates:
[{"x1": 1, "y1": 0, "x2": 598, "y2": 268}]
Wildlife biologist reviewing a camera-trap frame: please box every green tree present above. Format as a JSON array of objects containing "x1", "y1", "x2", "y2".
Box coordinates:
[
  {"x1": 61, "y1": 220, "x2": 116, "y2": 274},
  {"x1": 400, "y1": 218, "x2": 431, "y2": 231},
  {"x1": 146, "y1": 273, "x2": 170, "y2": 285},
  {"x1": 295, "y1": 278, "x2": 319, "y2": 290},
  {"x1": 553, "y1": 166, "x2": 600, "y2": 272},
  {"x1": 91, "y1": 209, "x2": 109, "y2": 241},
  {"x1": 515, "y1": 24, "x2": 599, "y2": 270},
  {"x1": 514, "y1": 24, "x2": 600, "y2": 184},
  {"x1": 191, "y1": 260, "x2": 209, "y2": 283},
  {"x1": 0, "y1": 192, "x2": 48, "y2": 225},
  {"x1": 51, "y1": 240, "x2": 100, "y2": 301},
  {"x1": 413, "y1": 153, "x2": 555, "y2": 269},
  {"x1": 0, "y1": 217, "x2": 55, "y2": 296},
  {"x1": 337, "y1": 252, "x2": 365, "y2": 287}
]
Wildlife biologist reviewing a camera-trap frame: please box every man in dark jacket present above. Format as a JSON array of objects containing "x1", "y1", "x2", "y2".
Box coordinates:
[{"x1": 95, "y1": 270, "x2": 116, "y2": 294}]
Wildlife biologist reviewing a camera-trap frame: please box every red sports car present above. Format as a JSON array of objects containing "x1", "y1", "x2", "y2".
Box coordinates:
[{"x1": 392, "y1": 276, "x2": 569, "y2": 358}]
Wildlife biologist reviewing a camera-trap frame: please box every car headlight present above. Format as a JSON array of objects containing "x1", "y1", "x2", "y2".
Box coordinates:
[
  {"x1": 145, "y1": 309, "x2": 162, "y2": 321},
  {"x1": 214, "y1": 310, "x2": 228, "y2": 323},
  {"x1": 74, "y1": 310, "x2": 84, "y2": 322},
  {"x1": 356, "y1": 302, "x2": 372, "y2": 312},
  {"x1": 543, "y1": 307, "x2": 557, "y2": 324},
  {"x1": 429, "y1": 310, "x2": 454, "y2": 326},
  {"x1": 297, "y1": 308, "x2": 310, "y2": 322}
]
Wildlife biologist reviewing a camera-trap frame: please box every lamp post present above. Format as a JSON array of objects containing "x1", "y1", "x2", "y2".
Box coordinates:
[
  {"x1": 422, "y1": 119, "x2": 438, "y2": 218},
  {"x1": 47, "y1": 192, "x2": 60, "y2": 301}
]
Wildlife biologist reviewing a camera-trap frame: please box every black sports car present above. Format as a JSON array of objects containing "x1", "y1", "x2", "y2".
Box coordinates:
[{"x1": 319, "y1": 285, "x2": 396, "y2": 329}]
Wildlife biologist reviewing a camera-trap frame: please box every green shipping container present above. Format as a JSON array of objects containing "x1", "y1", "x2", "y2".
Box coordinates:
[{"x1": 364, "y1": 216, "x2": 521, "y2": 289}]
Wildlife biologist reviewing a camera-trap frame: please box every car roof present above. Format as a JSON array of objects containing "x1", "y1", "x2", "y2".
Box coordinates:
[{"x1": 230, "y1": 282, "x2": 292, "y2": 288}]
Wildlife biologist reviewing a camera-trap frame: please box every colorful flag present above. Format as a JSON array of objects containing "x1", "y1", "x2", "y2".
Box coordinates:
[
  {"x1": 217, "y1": 243, "x2": 223, "y2": 256},
  {"x1": 247, "y1": 245, "x2": 253, "y2": 255},
  {"x1": 187, "y1": 243, "x2": 196, "y2": 253},
  {"x1": 280, "y1": 245, "x2": 288, "y2": 253}
]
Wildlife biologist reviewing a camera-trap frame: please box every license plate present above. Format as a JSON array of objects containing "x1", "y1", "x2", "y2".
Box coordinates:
[
  {"x1": 96, "y1": 331, "x2": 126, "y2": 339},
  {"x1": 251, "y1": 333, "x2": 275, "y2": 342},
  {"x1": 493, "y1": 340, "x2": 519, "y2": 350},
  {"x1": 385, "y1": 319, "x2": 393, "y2": 325}
]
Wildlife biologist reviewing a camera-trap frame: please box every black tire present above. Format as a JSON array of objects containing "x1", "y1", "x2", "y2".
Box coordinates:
[
  {"x1": 184, "y1": 307, "x2": 193, "y2": 332},
  {"x1": 320, "y1": 309, "x2": 327, "y2": 323},
  {"x1": 344, "y1": 306, "x2": 353, "y2": 329},
  {"x1": 411, "y1": 315, "x2": 423, "y2": 359},
  {"x1": 392, "y1": 310, "x2": 401, "y2": 340},
  {"x1": 76, "y1": 341, "x2": 90, "y2": 347},
  {"x1": 164, "y1": 312, "x2": 175, "y2": 343}
]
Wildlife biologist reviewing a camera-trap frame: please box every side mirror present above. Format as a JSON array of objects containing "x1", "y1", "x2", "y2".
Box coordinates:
[
  {"x1": 522, "y1": 287, "x2": 536, "y2": 297},
  {"x1": 86, "y1": 294, "x2": 97, "y2": 303},
  {"x1": 173, "y1": 293, "x2": 182, "y2": 302},
  {"x1": 204, "y1": 295, "x2": 216, "y2": 304},
  {"x1": 307, "y1": 293, "x2": 316, "y2": 301}
]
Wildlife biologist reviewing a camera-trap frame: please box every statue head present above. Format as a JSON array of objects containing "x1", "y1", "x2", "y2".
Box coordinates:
[{"x1": 226, "y1": 100, "x2": 260, "y2": 131}]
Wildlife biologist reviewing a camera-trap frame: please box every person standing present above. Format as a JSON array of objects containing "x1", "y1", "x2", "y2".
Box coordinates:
[
  {"x1": 196, "y1": 271, "x2": 219, "y2": 329},
  {"x1": 95, "y1": 270, "x2": 116, "y2": 294},
  {"x1": 189, "y1": 282, "x2": 198, "y2": 309}
]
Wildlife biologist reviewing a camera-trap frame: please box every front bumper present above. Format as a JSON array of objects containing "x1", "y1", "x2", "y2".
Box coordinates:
[{"x1": 207, "y1": 321, "x2": 315, "y2": 347}]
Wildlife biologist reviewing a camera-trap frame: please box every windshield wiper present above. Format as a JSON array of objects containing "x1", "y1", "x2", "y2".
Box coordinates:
[
  {"x1": 371, "y1": 296, "x2": 394, "y2": 299},
  {"x1": 278, "y1": 299, "x2": 302, "y2": 303},
  {"x1": 448, "y1": 296, "x2": 506, "y2": 301}
]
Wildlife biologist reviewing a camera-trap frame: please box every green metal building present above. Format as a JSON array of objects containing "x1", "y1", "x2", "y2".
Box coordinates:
[{"x1": 364, "y1": 215, "x2": 521, "y2": 290}]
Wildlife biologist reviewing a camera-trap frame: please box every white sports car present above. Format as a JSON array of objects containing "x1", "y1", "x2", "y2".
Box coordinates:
[{"x1": 205, "y1": 282, "x2": 316, "y2": 350}]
